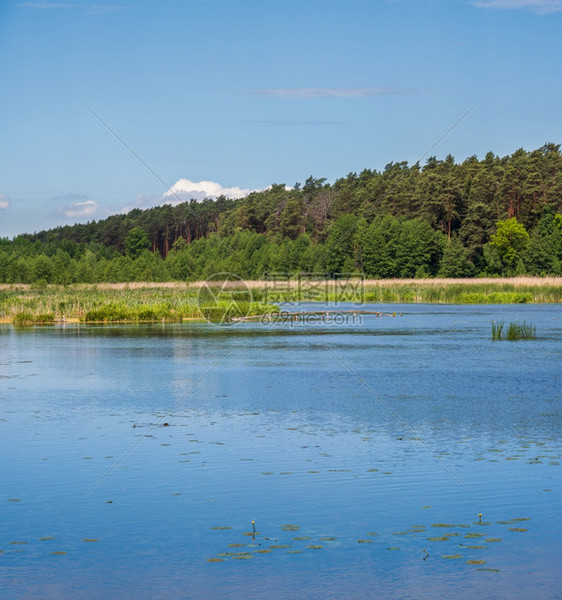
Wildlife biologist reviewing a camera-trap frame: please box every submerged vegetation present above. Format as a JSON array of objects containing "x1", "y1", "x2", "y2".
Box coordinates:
[{"x1": 491, "y1": 321, "x2": 537, "y2": 341}]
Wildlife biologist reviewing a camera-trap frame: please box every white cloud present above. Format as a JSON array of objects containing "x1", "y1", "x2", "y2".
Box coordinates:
[
  {"x1": 247, "y1": 87, "x2": 408, "y2": 99},
  {"x1": 473, "y1": 0, "x2": 562, "y2": 12},
  {"x1": 164, "y1": 179, "x2": 255, "y2": 203},
  {"x1": 0, "y1": 194, "x2": 9, "y2": 210},
  {"x1": 59, "y1": 200, "x2": 99, "y2": 218}
]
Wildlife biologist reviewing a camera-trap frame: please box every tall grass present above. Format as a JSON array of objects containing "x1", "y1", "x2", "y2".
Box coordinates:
[
  {"x1": 0, "y1": 279, "x2": 560, "y2": 325},
  {"x1": 249, "y1": 279, "x2": 562, "y2": 304},
  {"x1": 0, "y1": 284, "x2": 278, "y2": 324},
  {"x1": 491, "y1": 320, "x2": 536, "y2": 341}
]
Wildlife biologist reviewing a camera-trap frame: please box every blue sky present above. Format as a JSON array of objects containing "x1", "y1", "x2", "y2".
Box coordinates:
[{"x1": 1, "y1": 0, "x2": 562, "y2": 237}]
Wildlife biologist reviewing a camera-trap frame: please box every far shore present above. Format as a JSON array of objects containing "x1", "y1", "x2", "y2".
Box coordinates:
[
  {"x1": 1, "y1": 277, "x2": 560, "y2": 325},
  {"x1": 1, "y1": 276, "x2": 562, "y2": 292}
]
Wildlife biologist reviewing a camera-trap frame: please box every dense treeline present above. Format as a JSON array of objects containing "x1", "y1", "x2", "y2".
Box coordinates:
[{"x1": 2, "y1": 143, "x2": 562, "y2": 282}]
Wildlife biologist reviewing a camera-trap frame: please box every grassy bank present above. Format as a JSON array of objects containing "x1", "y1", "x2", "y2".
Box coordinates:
[
  {"x1": 0, "y1": 278, "x2": 560, "y2": 325},
  {"x1": 0, "y1": 283, "x2": 277, "y2": 325},
  {"x1": 248, "y1": 277, "x2": 562, "y2": 304}
]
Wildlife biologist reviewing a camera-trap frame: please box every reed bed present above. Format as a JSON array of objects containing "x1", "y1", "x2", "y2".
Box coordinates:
[
  {"x1": 491, "y1": 321, "x2": 536, "y2": 341},
  {"x1": 252, "y1": 281, "x2": 562, "y2": 304},
  {"x1": 0, "y1": 278, "x2": 560, "y2": 325},
  {"x1": 0, "y1": 284, "x2": 276, "y2": 324}
]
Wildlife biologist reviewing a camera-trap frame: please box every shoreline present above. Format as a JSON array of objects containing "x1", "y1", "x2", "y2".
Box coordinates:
[
  {"x1": 1, "y1": 276, "x2": 562, "y2": 292},
  {"x1": 1, "y1": 278, "x2": 561, "y2": 325}
]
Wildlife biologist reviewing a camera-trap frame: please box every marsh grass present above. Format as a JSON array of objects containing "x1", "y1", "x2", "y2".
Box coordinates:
[
  {"x1": 253, "y1": 280, "x2": 561, "y2": 304},
  {"x1": 1, "y1": 279, "x2": 560, "y2": 325},
  {"x1": 0, "y1": 284, "x2": 277, "y2": 324},
  {"x1": 492, "y1": 321, "x2": 536, "y2": 341}
]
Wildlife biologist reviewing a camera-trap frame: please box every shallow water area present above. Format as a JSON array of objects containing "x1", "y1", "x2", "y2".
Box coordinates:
[{"x1": 1, "y1": 303, "x2": 561, "y2": 599}]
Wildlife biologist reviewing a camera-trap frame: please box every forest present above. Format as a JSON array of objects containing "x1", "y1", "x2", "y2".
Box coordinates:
[{"x1": 1, "y1": 143, "x2": 562, "y2": 283}]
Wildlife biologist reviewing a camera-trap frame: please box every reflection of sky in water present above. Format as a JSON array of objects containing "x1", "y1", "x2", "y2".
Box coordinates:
[{"x1": 0, "y1": 304, "x2": 561, "y2": 599}]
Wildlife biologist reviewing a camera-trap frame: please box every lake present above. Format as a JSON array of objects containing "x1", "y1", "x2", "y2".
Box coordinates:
[{"x1": 1, "y1": 303, "x2": 561, "y2": 599}]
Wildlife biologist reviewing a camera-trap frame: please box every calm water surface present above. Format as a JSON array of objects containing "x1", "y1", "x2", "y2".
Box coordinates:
[{"x1": 1, "y1": 304, "x2": 561, "y2": 599}]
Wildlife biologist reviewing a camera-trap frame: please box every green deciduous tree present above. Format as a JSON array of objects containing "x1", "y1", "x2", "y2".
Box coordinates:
[{"x1": 489, "y1": 217, "x2": 529, "y2": 273}]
